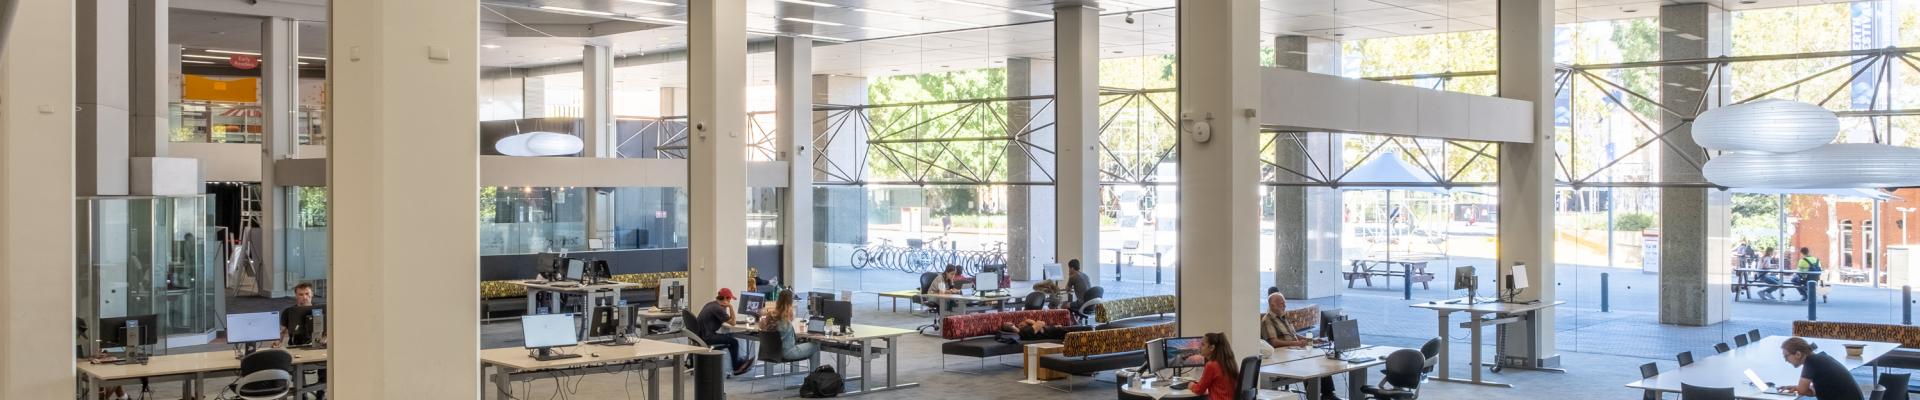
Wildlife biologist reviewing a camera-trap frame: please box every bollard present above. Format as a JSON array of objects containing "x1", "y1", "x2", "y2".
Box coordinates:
[
  {"x1": 1403, "y1": 268, "x2": 1413, "y2": 300},
  {"x1": 693, "y1": 351, "x2": 725, "y2": 400},
  {"x1": 1601, "y1": 273, "x2": 1610, "y2": 313},
  {"x1": 1906, "y1": 286, "x2": 1913, "y2": 325},
  {"x1": 1807, "y1": 281, "x2": 1819, "y2": 321}
]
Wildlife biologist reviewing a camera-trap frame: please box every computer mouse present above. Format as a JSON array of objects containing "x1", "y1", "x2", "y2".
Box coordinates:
[
  {"x1": 1169, "y1": 381, "x2": 1191, "y2": 391},
  {"x1": 590, "y1": 353, "x2": 600, "y2": 358}
]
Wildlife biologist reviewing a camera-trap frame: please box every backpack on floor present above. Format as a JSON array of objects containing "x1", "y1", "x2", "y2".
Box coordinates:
[{"x1": 799, "y1": 365, "x2": 843, "y2": 398}]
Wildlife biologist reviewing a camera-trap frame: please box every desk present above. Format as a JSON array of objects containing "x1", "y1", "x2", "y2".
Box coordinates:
[
  {"x1": 1408, "y1": 298, "x2": 1563, "y2": 387},
  {"x1": 480, "y1": 339, "x2": 707, "y2": 400},
  {"x1": 870, "y1": 290, "x2": 922, "y2": 312},
  {"x1": 1626, "y1": 336, "x2": 1898, "y2": 399},
  {"x1": 513, "y1": 280, "x2": 641, "y2": 316},
  {"x1": 77, "y1": 348, "x2": 329, "y2": 399},
  {"x1": 726, "y1": 323, "x2": 920, "y2": 396},
  {"x1": 1260, "y1": 345, "x2": 1407, "y2": 400},
  {"x1": 1117, "y1": 376, "x2": 1208, "y2": 400},
  {"x1": 630, "y1": 307, "x2": 683, "y2": 340},
  {"x1": 918, "y1": 292, "x2": 1012, "y2": 333}
]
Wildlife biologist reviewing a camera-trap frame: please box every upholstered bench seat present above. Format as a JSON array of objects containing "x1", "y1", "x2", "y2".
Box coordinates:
[{"x1": 1039, "y1": 350, "x2": 1148, "y2": 376}]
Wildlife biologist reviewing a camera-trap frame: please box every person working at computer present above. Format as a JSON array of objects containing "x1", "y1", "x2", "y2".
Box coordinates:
[
  {"x1": 1189, "y1": 332, "x2": 1240, "y2": 400},
  {"x1": 1260, "y1": 293, "x2": 1340, "y2": 400},
  {"x1": 759, "y1": 291, "x2": 819, "y2": 362},
  {"x1": 926, "y1": 265, "x2": 968, "y2": 311},
  {"x1": 277, "y1": 282, "x2": 323, "y2": 347},
  {"x1": 1779, "y1": 337, "x2": 1863, "y2": 400},
  {"x1": 1794, "y1": 247, "x2": 1824, "y2": 301},
  {"x1": 700, "y1": 288, "x2": 757, "y2": 376}
]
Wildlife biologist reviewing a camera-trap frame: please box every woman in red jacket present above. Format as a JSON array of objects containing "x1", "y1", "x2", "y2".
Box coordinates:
[{"x1": 1190, "y1": 332, "x2": 1240, "y2": 400}]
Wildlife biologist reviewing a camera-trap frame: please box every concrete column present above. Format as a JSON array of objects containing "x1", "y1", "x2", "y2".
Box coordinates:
[
  {"x1": 1006, "y1": 57, "x2": 1056, "y2": 281},
  {"x1": 329, "y1": 0, "x2": 480, "y2": 396},
  {"x1": 0, "y1": 0, "x2": 76, "y2": 396},
  {"x1": 1271, "y1": 35, "x2": 1344, "y2": 299},
  {"x1": 777, "y1": 36, "x2": 815, "y2": 292},
  {"x1": 77, "y1": 0, "x2": 130, "y2": 196},
  {"x1": 688, "y1": 0, "x2": 750, "y2": 303},
  {"x1": 583, "y1": 44, "x2": 613, "y2": 158},
  {"x1": 811, "y1": 75, "x2": 867, "y2": 268},
  {"x1": 259, "y1": 17, "x2": 299, "y2": 297},
  {"x1": 661, "y1": 87, "x2": 689, "y2": 116},
  {"x1": 1056, "y1": 4, "x2": 1101, "y2": 281},
  {"x1": 1659, "y1": 2, "x2": 1733, "y2": 326},
  {"x1": 1177, "y1": 0, "x2": 1263, "y2": 351},
  {"x1": 130, "y1": 0, "x2": 170, "y2": 157},
  {"x1": 1496, "y1": 0, "x2": 1560, "y2": 365}
]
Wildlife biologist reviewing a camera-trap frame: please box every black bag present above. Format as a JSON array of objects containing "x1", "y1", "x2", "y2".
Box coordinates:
[{"x1": 799, "y1": 365, "x2": 844, "y2": 398}]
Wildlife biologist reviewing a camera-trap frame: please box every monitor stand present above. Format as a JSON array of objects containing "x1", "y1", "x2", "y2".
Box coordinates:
[
  {"x1": 590, "y1": 335, "x2": 635, "y2": 346},
  {"x1": 531, "y1": 347, "x2": 583, "y2": 361}
]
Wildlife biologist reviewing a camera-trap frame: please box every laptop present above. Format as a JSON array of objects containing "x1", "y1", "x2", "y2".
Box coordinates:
[
  {"x1": 1744, "y1": 369, "x2": 1777, "y2": 393},
  {"x1": 806, "y1": 319, "x2": 828, "y2": 335}
]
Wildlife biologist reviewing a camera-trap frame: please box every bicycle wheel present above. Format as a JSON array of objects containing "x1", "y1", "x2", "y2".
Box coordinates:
[
  {"x1": 907, "y1": 249, "x2": 935, "y2": 273},
  {"x1": 849, "y1": 248, "x2": 870, "y2": 269}
]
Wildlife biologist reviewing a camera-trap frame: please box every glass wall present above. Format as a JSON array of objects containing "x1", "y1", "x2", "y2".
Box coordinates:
[
  {"x1": 480, "y1": 187, "x2": 588, "y2": 256},
  {"x1": 78, "y1": 196, "x2": 222, "y2": 353},
  {"x1": 281, "y1": 186, "x2": 329, "y2": 291}
]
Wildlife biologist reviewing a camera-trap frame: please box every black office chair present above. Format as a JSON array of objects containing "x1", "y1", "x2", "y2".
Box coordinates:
[
  {"x1": 1714, "y1": 343, "x2": 1730, "y2": 354},
  {"x1": 1679, "y1": 383, "x2": 1734, "y2": 400},
  {"x1": 750, "y1": 328, "x2": 818, "y2": 393},
  {"x1": 1419, "y1": 338, "x2": 1441, "y2": 375},
  {"x1": 914, "y1": 272, "x2": 941, "y2": 333},
  {"x1": 227, "y1": 349, "x2": 294, "y2": 400},
  {"x1": 1023, "y1": 292, "x2": 1049, "y2": 311},
  {"x1": 1676, "y1": 351, "x2": 1694, "y2": 367},
  {"x1": 1874, "y1": 372, "x2": 1911, "y2": 400},
  {"x1": 1747, "y1": 329, "x2": 1762, "y2": 343},
  {"x1": 1072, "y1": 286, "x2": 1106, "y2": 324},
  {"x1": 1734, "y1": 335, "x2": 1749, "y2": 347},
  {"x1": 1639, "y1": 362, "x2": 1661, "y2": 400},
  {"x1": 678, "y1": 309, "x2": 731, "y2": 372},
  {"x1": 1236, "y1": 356, "x2": 1263, "y2": 400},
  {"x1": 1360, "y1": 349, "x2": 1425, "y2": 399}
]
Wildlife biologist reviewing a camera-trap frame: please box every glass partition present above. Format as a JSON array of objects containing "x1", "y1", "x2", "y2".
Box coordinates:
[
  {"x1": 78, "y1": 196, "x2": 222, "y2": 354},
  {"x1": 282, "y1": 186, "x2": 330, "y2": 292}
]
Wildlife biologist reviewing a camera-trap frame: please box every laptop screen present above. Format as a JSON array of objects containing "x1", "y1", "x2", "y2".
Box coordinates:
[{"x1": 1743, "y1": 369, "x2": 1771, "y2": 391}]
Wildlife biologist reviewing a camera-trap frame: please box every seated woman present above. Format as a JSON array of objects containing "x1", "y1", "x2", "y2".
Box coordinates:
[
  {"x1": 1190, "y1": 332, "x2": 1240, "y2": 400},
  {"x1": 759, "y1": 291, "x2": 818, "y2": 361}
]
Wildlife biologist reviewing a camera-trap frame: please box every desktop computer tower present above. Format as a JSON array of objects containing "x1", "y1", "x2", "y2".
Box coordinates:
[{"x1": 1495, "y1": 313, "x2": 1560, "y2": 369}]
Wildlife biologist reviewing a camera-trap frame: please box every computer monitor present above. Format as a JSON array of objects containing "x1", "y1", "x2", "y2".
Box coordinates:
[
  {"x1": 522, "y1": 313, "x2": 579, "y2": 360},
  {"x1": 1145, "y1": 338, "x2": 1169, "y2": 372},
  {"x1": 975, "y1": 271, "x2": 1002, "y2": 293},
  {"x1": 807, "y1": 291, "x2": 836, "y2": 318},
  {"x1": 564, "y1": 258, "x2": 587, "y2": 282},
  {"x1": 1163, "y1": 336, "x2": 1207, "y2": 369},
  {"x1": 1329, "y1": 319, "x2": 1361, "y2": 354},
  {"x1": 589, "y1": 306, "x2": 621, "y2": 337},
  {"x1": 738, "y1": 292, "x2": 767, "y2": 318},
  {"x1": 588, "y1": 260, "x2": 612, "y2": 282},
  {"x1": 657, "y1": 278, "x2": 687, "y2": 311},
  {"x1": 535, "y1": 253, "x2": 561, "y2": 280},
  {"x1": 98, "y1": 314, "x2": 160, "y2": 348},
  {"x1": 283, "y1": 305, "x2": 326, "y2": 346},
  {"x1": 1509, "y1": 263, "x2": 1530, "y2": 290},
  {"x1": 226, "y1": 311, "x2": 282, "y2": 344},
  {"x1": 1454, "y1": 266, "x2": 1476, "y2": 292},
  {"x1": 823, "y1": 300, "x2": 853, "y2": 331}
]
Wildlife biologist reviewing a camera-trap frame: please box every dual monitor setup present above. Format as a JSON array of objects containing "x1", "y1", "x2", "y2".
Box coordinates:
[
  {"x1": 223, "y1": 306, "x2": 327, "y2": 356},
  {"x1": 96, "y1": 314, "x2": 160, "y2": 364},
  {"x1": 1453, "y1": 263, "x2": 1531, "y2": 305},
  {"x1": 534, "y1": 252, "x2": 613, "y2": 286}
]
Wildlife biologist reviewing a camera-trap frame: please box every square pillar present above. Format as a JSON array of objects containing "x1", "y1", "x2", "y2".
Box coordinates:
[
  {"x1": 77, "y1": 0, "x2": 130, "y2": 196},
  {"x1": 1271, "y1": 35, "x2": 1344, "y2": 299},
  {"x1": 583, "y1": 44, "x2": 613, "y2": 158},
  {"x1": 130, "y1": 0, "x2": 170, "y2": 157},
  {"x1": 0, "y1": 0, "x2": 77, "y2": 396},
  {"x1": 259, "y1": 16, "x2": 298, "y2": 298},
  {"x1": 1497, "y1": 0, "x2": 1560, "y2": 366},
  {"x1": 1659, "y1": 2, "x2": 1733, "y2": 326},
  {"x1": 1007, "y1": 57, "x2": 1055, "y2": 281},
  {"x1": 688, "y1": 0, "x2": 750, "y2": 302},
  {"x1": 329, "y1": 0, "x2": 480, "y2": 396},
  {"x1": 1056, "y1": 4, "x2": 1101, "y2": 281},
  {"x1": 777, "y1": 36, "x2": 815, "y2": 292},
  {"x1": 1177, "y1": 0, "x2": 1264, "y2": 351}
]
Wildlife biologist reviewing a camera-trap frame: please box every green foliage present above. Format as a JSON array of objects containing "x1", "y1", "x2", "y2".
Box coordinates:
[
  {"x1": 297, "y1": 187, "x2": 328, "y2": 227},
  {"x1": 1615, "y1": 212, "x2": 1655, "y2": 231}
]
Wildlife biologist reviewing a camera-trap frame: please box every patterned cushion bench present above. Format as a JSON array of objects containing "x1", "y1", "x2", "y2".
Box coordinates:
[
  {"x1": 1793, "y1": 320, "x2": 1920, "y2": 369},
  {"x1": 940, "y1": 310, "x2": 1079, "y2": 362},
  {"x1": 1037, "y1": 322, "x2": 1176, "y2": 377},
  {"x1": 1094, "y1": 295, "x2": 1177, "y2": 329}
]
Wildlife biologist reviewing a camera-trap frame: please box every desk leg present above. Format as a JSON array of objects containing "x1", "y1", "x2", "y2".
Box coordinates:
[
  {"x1": 1347, "y1": 368, "x2": 1368, "y2": 400},
  {"x1": 1436, "y1": 312, "x2": 1450, "y2": 381},
  {"x1": 674, "y1": 354, "x2": 686, "y2": 400},
  {"x1": 493, "y1": 365, "x2": 514, "y2": 398},
  {"x1": 1304, "y1": 378, "x2": 1323, "y2": 400},
  {"x1": 1470, "y1": 313, "x2": 1483, "y2": 383},
  {"x1": 1403, "y1": 268, "x2": 1413, "y2": 300},
  {"x1": 194, "y1": 372, "x2": 206, "y2": 400},
  {"x1": 526, "y1": 290, "x2": 538, "y2": 315},
  {"x1": 886, "y1": 336, "x2": 902, "y2": 388},
  {"x1": 859, "y1": 338, "x2": 873, "y2": 393}
]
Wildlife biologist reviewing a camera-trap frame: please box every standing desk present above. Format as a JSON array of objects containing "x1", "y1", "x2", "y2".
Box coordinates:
[
  {"x1": 480, "y1": 339, "x2": 708, "y2": 400},
  {"x1": 1408, "y1": 298, "x2": 1562, "y2": 387},
  {"x1": 726, "y1": 323, "x2": 920, "y2": 396}
]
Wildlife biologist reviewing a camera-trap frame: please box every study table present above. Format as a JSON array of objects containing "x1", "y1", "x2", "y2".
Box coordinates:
[
  {"x1": 1259, "y1": 345, "x2": 1410, "y2": 400},
  {"x1": 77, "y1": 347, "x2": 328, "y2": 399},
  {"x1": 1625, "y1": 335, "x2": 1898, "y2": 399},
  {"x1": 1408, "y1": 297, "x2": 1563, "y2": 387},
  {"x1": 480, "y1": 338, "x2": 708, "y2": 400},
  {"x1": 725, "y1": 322, "x2": 919, "y2": 396}
]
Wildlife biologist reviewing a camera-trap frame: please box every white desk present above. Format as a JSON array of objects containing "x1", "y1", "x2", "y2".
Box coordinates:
[
  {"x1": 480, "y1": 338, "x2": 708, "y2": 400},
  {"x1": 1408, "y1": 298, "x2": 1563, "y2": 387},
  {"x1": 1625, "y1": 336, "x2": 1899, "y2": 399},
  {"x1": 631, "y1": 307, "x2": 684, "y2": 340},
  {"x1": 726, "y1": 323, "x2": 920, "y2": 396},
  {"x1": 1259, "y1": 345, "x2": 1408, "y2": 400},
  {"x1": 512, "y1": 280, "x2": 640, "y2": 316},
  {"x1": 77, "y1": 347, "x2": 328, "y2": 399}
]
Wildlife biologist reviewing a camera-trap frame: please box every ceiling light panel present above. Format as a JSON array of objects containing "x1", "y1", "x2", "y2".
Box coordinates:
[
  {"x1": 539, "y1": 6, "x2": 617, "y2": 16},
  {"x1": 776, "y1": 0, "x2": 837, "y2": 7},
  {"x1": 624, "y1": 0, "x2": 678, "y2": 6},
  {"x1": 783, "y1": 17, "x2": 844, "y2": 26}
]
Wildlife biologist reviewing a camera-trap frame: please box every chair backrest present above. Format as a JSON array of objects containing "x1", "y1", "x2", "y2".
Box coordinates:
[
  {"x1": 1677, "y1": 351, "x2": 1694, "y2": 366},
  {"x1": 1680, "y1": 383, "x2": 1735, "y2": 400},
  {"x1": 757, "y1": 327, "x2": 790, "y2": 361},
  {"x1": 1748, "y1": 329, "x2": 1762, "y2": 343},
  {"x1": 1734, "y1": 335, "x2": 1749, "y2": 347},
  {"x1": 237, "y1": 349, "x2": 294, "y2": 397},
  {"x1": 919, "y1": 272, "x2": 939, "y2": 294},
  {"x1": 1382, "y1": 349, "x2": 1425, "y2": 389},
  {"x1": 1639, "y1": 362, "x2": 1659, "y2": 379},
  {"x1": 1084, "y1": 286, "x2": 1105, "y2": 301},
  {"x1": 1881, "y1": 372, "x2": 1912, "y2": 400},
  {"x1": 239, "y1": 349, "x2": 294, "y2": 378},
  {"x1": 1024, "y1": 292, "x2": 1049, "y2": 310},
  {"x1": 1420, "y1": 338, "x2": 1441, "y2": 359},
  {"x1": 1237, "y1": 356, "x2": 1262, "y2": 400},
  {"x1": 680, "y1": 309, "x2": 705, "y2": 338},
  {"x1": 1714, "y1": 343, "x2": 1731, "y2": 354}
]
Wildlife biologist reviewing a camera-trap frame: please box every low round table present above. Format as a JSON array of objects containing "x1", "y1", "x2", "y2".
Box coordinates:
[{"x1": 1117, "y1": 376, "x2": 1205, "y2": 400}]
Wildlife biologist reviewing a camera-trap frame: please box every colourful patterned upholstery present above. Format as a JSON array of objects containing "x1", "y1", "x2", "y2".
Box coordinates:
[
  {"x1": 480, "y1": 281, "x2": 526, "y2": 299},
  {"x1": 479, "y1": 271, "x2": 690, "y2": 300},
  {"x1": 606, "y1": 271, "x2": 690, "y2": 289},
  {"x1": 1094, "y1": 295, "x2": 1177, "y2": 324},
  {"x1": 1280, "y1": 304, "x2": 1321, "y2": 332},
  {"x1": 939, "y1": 309, "x2": 1074, "y2": 340},
  {"x1": 1794, "y1": 320, "x2": 1920, "y2": 348},
  {"x1": 1061, "y1": 323, "x2": 1176, "y2": 357}
]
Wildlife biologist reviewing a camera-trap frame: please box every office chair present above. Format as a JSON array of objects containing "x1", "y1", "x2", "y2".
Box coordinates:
[
  {"x1": 1874, "y1": 372, "x2": 1911, "y2": 400},
  {"x1": 1679, "y1": 383, "x2": 1734, "y2": 400},
  {"x1": 750, "y1": 328, "x2": 818, "y2": 393},
  {"x1": 1747, "y1": 329, "x2": 1762, "y2": 343},
  {"x1": 1419, "y1": 338, "x2": 1441, "y2": 375},
  {"x1": 1360, "y1": 349, "x2": 1425, "y2": 399},
  {"x1": 1023, "y1": 292, "x2": 1049, "y2": 311},
  {"x1": 678, "y1": 309, "x2": 731, "y2": 373},
  {"x1": 1639, "y1": 362, "x2": 1661, "y2": 400},
  {"x1": 1072, "y1": 286, "x2": 1105, "y2": 324},
  {"x1": 1236, "y1": 355, "x2": 1288, "y2": 400},
  {"x1": 225, "y1": 349, "x2": 294, "y2": 400},
  {"x1": 1676, "y1": 351, "x2": 1693, "y2": 367},
  {"x1": 1734, "y1": 335, "x2": 1748, "y2": 347},
  {"x1": 1714, "y1": 343, "x2": 1730, "y2": 354},
  {"x1": 915, "y1": 272, "x2": 942, "y2": 333}
]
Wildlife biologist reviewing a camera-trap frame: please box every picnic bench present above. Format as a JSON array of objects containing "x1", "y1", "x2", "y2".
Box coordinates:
[
  {"x1": 1344, "y1": 259, "x2": 1435, "y2": 300},
  {"x1": 1732, "y1": 268, "x2": 1829, "y2": 303}
]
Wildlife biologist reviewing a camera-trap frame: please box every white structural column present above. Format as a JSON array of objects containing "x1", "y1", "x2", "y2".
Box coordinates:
[
  {"x1": 329, "y1": 0, "x2": 480, "y2": 397},
  {"x1": 1177, "y1": 0, "x2": 1263, "y2": 351},
  {"x1": 77, "y1": 0, "x2": 130, "y2": 196},
  {"x1": 1496, "y1": 0, "x2": 1559, "y2": 365},
  {"x1": 130, "y1": 0, "x2": 170, "y2": 157},
  {"x1": 688, "y1": 0, "x2": 749, "y2": 302},
  {"x1": 0, "y1": 0, "x2": 76, "y2": 396},
  {"x1": 1055, "y1": 3, "x2": 1100, "y2": 279},
  {"x1": 259, "y1": 16, "x2": 298, "y2": 297},
  {"x1": 777, "y1": 36, "x2": 814, "y2": 292},
  {"x1": 1007, "y1": 57, "x2": 1055, "y2": 281},
  {"x1": 1271, "y1": 35, "x2": 1344, "y2": 299},
  {"x1": 583, "y1": 44, "x2": 613, "y2": 158},
  {"x1": 1658, "y1": 2, "x2": 1732, "y2": 326}
]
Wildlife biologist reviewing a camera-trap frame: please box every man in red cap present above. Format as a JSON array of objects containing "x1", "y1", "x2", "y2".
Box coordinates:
[{"x1": 699, "y1": 288, "x2": 754, "y2": 375}]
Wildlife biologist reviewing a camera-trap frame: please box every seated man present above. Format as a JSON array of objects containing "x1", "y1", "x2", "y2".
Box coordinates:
[
  {"x1": 698, "y1": 289, "x2": 756, "y2": 375},
  {"x1": 276, "y1": 282, "x2": 326, "y2": 397},
  {"x1": 1261, "y1": 293, "x2": 1338, "y2": 400},
  {"x1": 1780, "y1": 337, "x2": 1862, "y2": 400}
]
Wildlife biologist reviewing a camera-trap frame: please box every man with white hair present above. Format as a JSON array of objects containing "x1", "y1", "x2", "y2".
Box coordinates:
[{"x1": 1260, "y1": 292, "x2": 1337, "y2": 399}]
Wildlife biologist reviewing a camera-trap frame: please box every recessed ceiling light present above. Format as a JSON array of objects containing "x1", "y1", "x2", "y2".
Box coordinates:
[
  {"x1": 1111, "y1": 50, "x2": 1123, "y2": 54},
  {"x1": 181, "y1": 60, "x2": 216, "y2": 65},
  {"x1": 298, "y1": 62, "x2": 310, "y2": 65},
  {"x1": 784, "y1": 17, "x2": 843, "y2": 26},
  {"x1": 776, "y1": 0, "x2": 837, "y2": 7},
  {"x1": 1418, "y1": 25, "x2": 1433, "y2": 30},
  {"x1": 797, "y1": 33, "x2": 850, "y2": 42},
  {"x1": 1104, "y1": 0, "x2": 1149, "y2": 10},
  {"x1": 483, "y1": 44, "x2": 502, "y2": 49},
  {"x1": 1622, "y1": 8, "x2": 1638, "y2": 13},
  {"x1": 624, "y1": 0, "x2": 678, "y2": 6},
  {"x1": 205, "y1": 49, "x2": 261, "y2": 56},
  {"x1": 635, "y1": 16, "x2": 687, "y2": 25},
  {"x1": 1009, "y1": 9, "x2": 1052, "y2": 18},
  {"x1": 182, "y1": 54, "x2": 229, "y2": 60},
  {"x1": 861, "y1": 26, "x2": 908, "y2": 34},
  {"x1": 298, "y1": 56, "x2": 326, "y2": 61},
  {"x1": 540, "y1": 6, "x2": 617, "y2": 16},
  {"x1": 747, "y1": 28, "x2": 782, "y2": 36},
  {"x1": 1739, "y1": 0, "x2": 1758, "y2": 3},
  {"x1": 939, "y1": 65, "x2": 949, "y2": 68},
  {"x1": 852, "y1": 7, "x2": 913, "y2": 18}
]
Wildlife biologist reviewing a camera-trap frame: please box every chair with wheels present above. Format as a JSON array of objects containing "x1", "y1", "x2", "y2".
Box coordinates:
[
  {"x1": 1676, "y1": 351, "x2": 1693, "y2": 367},
  {"x1": 1419, "y1": 338, "x2": 1441, "y2": 375},
  {"x1": 678, "y1": 309, "x2": 733, "y2": 374},
  {"x1": 224, "y1": 349, "x2": 294, "y2": 400},
  {"x1": 1237, "y1": 355, "x2": 1289, "y2": 400},
  {"x1": 1071, "y1": 286, "x2": 1105, "y2": 325},
  {"x1": 1747, "y1": 329, "x2": 1762, "y2": 343},
  {"x1": 749, "y1": 327, "x2": 819, "y2": 393},
  {"x1": 914, "y1": 272, "x2": 942, "y2": 333},
  {"x1": 1360, "y1": 349, "x2": 1425, "y2": 400},
  {"x1": 1679, "y1": 383, "x2": 1734, "y2": 400},
  {"x1": 1873, "y1": 372, "x2": 1910, "y2": 400},
  {"x1": 1714, "y1": 343, "x2": 1730, "y2": 354},
  {"x1": 1638, "y1": 362, "x2": 1661, "y2": 400},
  {"x1": 1023, "y1": 292, "x2": 1049, "y2": 311}
]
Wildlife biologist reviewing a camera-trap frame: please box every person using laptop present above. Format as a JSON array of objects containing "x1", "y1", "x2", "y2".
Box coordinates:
[
  {"x1": 698, "y1": 288, "x2": 755, "y2": 375},
  {"x1": 759, "y1": 291, "x2": 819, "y2": 362},
  {"x1": 1260, "y1": 293, "x2": 1338, "y2": 399},
  {"x1": 1780, "y1": 337, "x2": 1862, "y2": 400}
]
